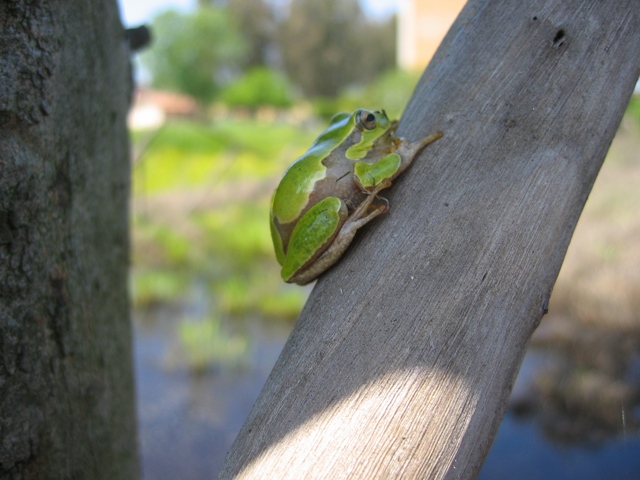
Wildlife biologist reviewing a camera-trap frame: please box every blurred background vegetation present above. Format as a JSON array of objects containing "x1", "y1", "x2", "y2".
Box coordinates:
[
  {"x1": 137, "y1": 0, "x2": 405, "y2": 116},
  {"x1": 128, "y1": 4, "x2": 426, "y2": 476},
  {"x1": 130, "y1": 0, "x2": 420, "y2": 375},
  {"x1": 123, "y1": 0, "x2": 640, "y2": 478}
]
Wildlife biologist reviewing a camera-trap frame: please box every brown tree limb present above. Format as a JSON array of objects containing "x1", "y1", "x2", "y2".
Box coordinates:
[{"x1": 218, "y1": 1, "x2": 640, "y2": 478}]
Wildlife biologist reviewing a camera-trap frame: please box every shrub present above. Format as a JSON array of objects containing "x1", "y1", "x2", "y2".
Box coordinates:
[{"x1": 221, "y1": 67, "x2": 296, "y2": 110}]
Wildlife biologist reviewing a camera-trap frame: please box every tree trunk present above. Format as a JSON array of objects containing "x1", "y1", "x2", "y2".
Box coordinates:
[
  {"x1": 219, "y1": 1, "x2": 639, "y2": 478},
  {"x1": 0, "y1": 1, "x2": 138, "y2": 478}
]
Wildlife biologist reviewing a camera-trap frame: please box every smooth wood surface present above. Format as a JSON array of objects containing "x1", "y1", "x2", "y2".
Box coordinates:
[{"x1": 218, "y1": 1, "x2": 640, "y2": 478}]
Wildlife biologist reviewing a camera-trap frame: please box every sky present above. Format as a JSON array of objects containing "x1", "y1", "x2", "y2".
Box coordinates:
[
  {"x1": 118, "y1": 0, "x2": 191, "y2": 25},
  {"x1": 117, "y1": 0, "x2": 398, "y2": 26}
]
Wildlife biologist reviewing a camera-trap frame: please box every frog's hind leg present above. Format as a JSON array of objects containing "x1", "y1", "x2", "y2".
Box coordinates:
[{"x1": 289, "y1": 183, "x2": 390, "y2": 285}]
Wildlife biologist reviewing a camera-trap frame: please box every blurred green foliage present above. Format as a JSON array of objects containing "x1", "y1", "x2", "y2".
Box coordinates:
[
  {"x1": 132, "y1": 269, "x2": 190, "y2": 307},
  {"x1": 131, "y1": 119, "x2": 316, "y2": 322},
  {"x1": 133, "y1": 120, "x2": 307, "y2": 194},
  {"x1": 141, "y1": 1, "x2": 397, "y2": 105},
  {"x1": 279, "y1": 0, "x2": 396, "y2": 97},
  {"x1": 177, "y1": 316, "x2": 248, "y2": 372},
  {"x1": 220, "y1": 67, "x2": 296, "y2": 109},
  {"x1": 313, "y1": 69, "x2": 422, "y2": 120},
  {"x1": 225, "y1": 0, "x2": 277, "y2": 68},
  {"x1": 625, "y1": 94, "x2": 640, "y2": 123},
  {"x1": 195, "y1": 204, "x2": 273, "y2": 264},
  {"x1": 141, "y1": 7, "x2": 247, "y2": 104}
]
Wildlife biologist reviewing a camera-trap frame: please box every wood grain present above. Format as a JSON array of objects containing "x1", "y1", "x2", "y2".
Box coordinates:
[{"x1": 218, "y1": 1, "x2": 640, "y2": 478}]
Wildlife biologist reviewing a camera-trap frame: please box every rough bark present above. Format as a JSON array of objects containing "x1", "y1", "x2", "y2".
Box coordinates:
[
  {"x1": 219, "y1": 1, "x2": 640, "y2": 478},
  {"x1": 0, "y1": 1, "x2": 138, "y2": 478}
]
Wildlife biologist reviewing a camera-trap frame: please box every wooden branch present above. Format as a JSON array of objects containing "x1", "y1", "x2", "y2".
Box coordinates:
[{"x1": 218, "y1": 1, "x2": 640, "y2": 478}]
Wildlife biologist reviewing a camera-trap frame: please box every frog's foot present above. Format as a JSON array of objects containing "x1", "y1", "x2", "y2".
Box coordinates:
[
  {"x1": 287, "y1": 188, "x2": 390, "y2": 285},
  {"x1": 397, "y1": 130, "x2": 443, "y2": 159},
  {"x1": 357, "y1": 176, "x2": 393, "y2": 196},
  {"x1": 369, "y1": 195, "x2": 389, "y2": 215},
  {"x1": 420, "y1": 130, "x2": 443, "y2": 148}
]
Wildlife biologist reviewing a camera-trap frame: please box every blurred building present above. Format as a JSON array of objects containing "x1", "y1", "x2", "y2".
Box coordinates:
[
  {"x1": 397, "y1": 0, "x2": 466, "y2": 70},
  {"x1": 128, "y1": 88, "x2": 199, "y2": 130}
]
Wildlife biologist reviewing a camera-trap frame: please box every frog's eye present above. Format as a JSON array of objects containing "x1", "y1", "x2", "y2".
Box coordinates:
[{"x1": 359, "y1": 110, "x2": 377, "y2": 130}]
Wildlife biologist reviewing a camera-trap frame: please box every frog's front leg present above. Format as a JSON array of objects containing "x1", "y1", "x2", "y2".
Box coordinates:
[
  {"x1": 394, "y1": 130, "x2": 443, "y2": 175},
  {"x1": 354, "y1": 153, "x2": 402, "y2": 192},
  {"x1": 286, "y1": 181, "x2": 391, "y2": 285},
  {"x1": 357, "y1": 130, "x2": 443, "y2": 190}
]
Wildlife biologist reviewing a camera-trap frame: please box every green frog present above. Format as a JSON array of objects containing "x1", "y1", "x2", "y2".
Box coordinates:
[{"x1": 270, "y1": 109, "x2": 442, "y2": 285}]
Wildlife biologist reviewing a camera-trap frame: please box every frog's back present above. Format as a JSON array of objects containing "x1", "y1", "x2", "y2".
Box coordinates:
[{"x1": 272, "y1": 112, "x2": 356, "y2": 223}]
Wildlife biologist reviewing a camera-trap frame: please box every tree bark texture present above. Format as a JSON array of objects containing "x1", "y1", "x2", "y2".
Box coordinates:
[
  {"x1": 0, "y1": 1, "x2": 138, "y2": 478},
  {"x1": 219, "y1": 1, "x2": 639, "y2": 479}
]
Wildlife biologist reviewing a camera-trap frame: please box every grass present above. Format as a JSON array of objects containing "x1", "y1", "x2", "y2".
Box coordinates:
[
  {"x1": 132, "y1": 119, "x2": 314, "y2": 194},
  {"x1": 130, "y1": 118, "x2": 315, "y2": 326}
]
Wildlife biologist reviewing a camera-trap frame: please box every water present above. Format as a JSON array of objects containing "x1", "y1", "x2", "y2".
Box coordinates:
[
  {"x1": 134, "y1": 310, "x2": 640, "y2": 479},
  {"x1": 479, "y1": 415, "x2": 640, "y2": 479},
  {"x1": 134, "y1": 309, "x2": 290, "y2": 480}
]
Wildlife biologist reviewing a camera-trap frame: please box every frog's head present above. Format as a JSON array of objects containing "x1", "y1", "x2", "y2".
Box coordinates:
[{"x1": 346, "y1": 109, "x2": 393, "y2": 160}]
